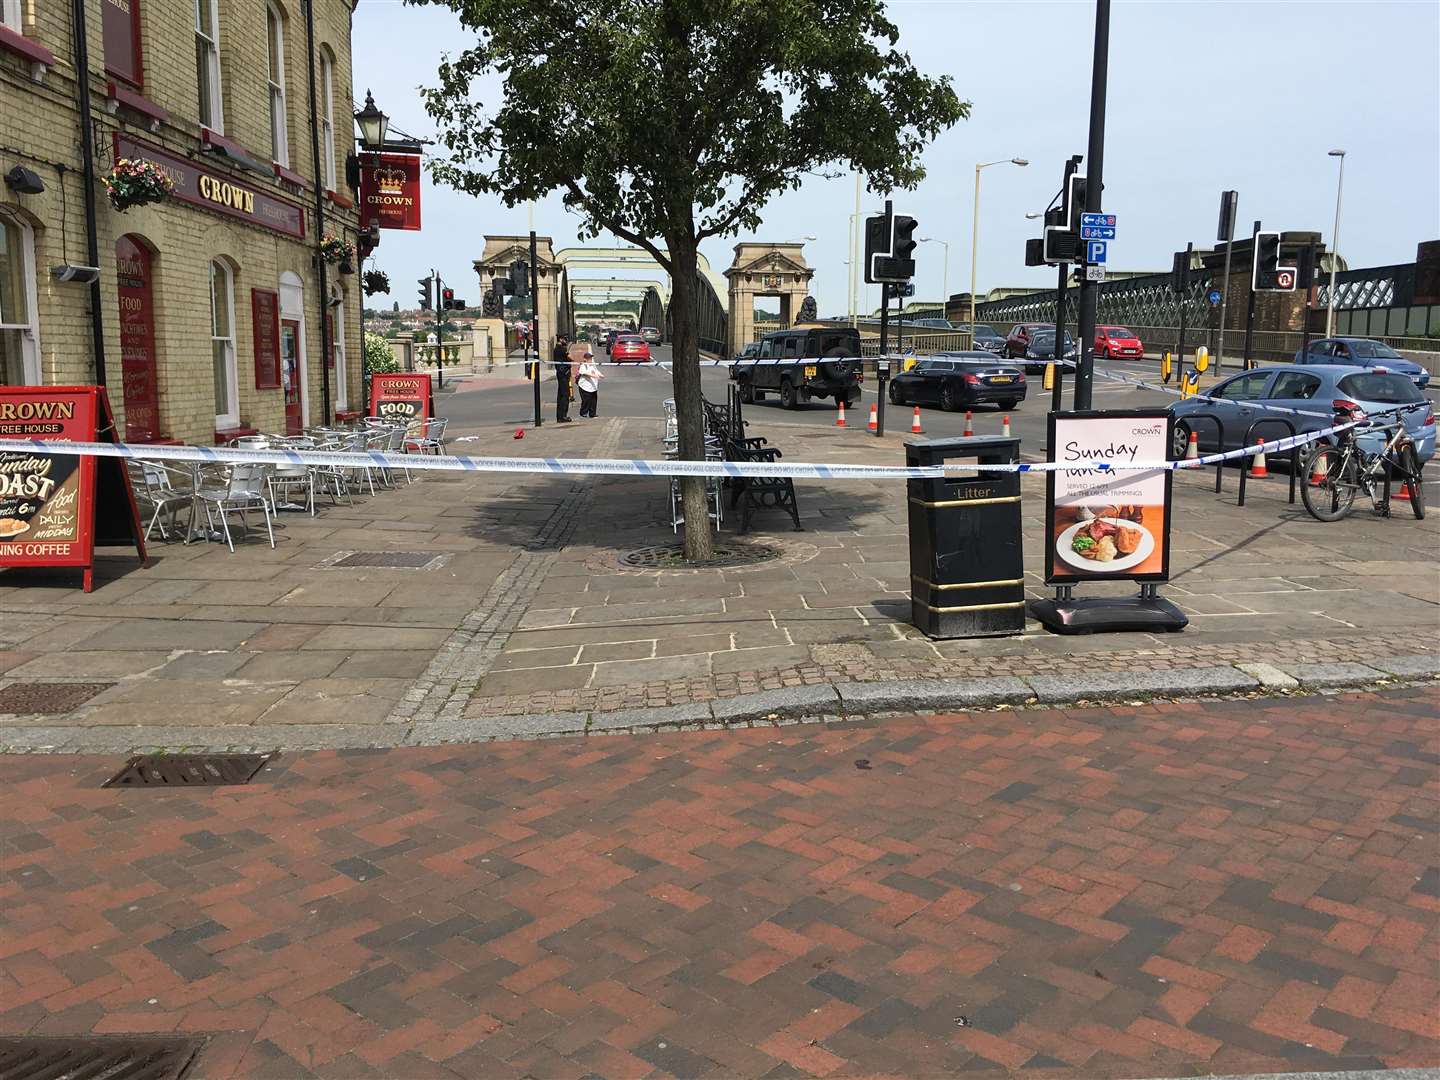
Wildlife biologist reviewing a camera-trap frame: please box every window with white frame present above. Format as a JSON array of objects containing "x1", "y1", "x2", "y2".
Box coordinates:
[
  {"x1": 320, "y1": 48, "x2": 336, "y2": 190},
  {"x1": 266, "y1": 5, "x2": 288, "y2": 165},
  {"x1": 330, "y1": 284, "x2": 347, "y2": 409},
  {"x1": 195, "y1": 0, "x2": 223, "y2": 131},
  {"x1": 210, "y1": 260, "x2": 238, "y2": 427},
  {"x1": 2, "y1": 0, "x2": 23, "y2": 32},
  {"x1": 0, "y1": 211, "x2": 40, "y2": 386}
]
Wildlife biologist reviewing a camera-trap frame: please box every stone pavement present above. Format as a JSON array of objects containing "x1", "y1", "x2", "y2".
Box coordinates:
[
  {"x1": 0, "y1": 406, "x2": 1436, "y2": 750},
  {"x1": 1, "y1": 688, "x2": 1436, "y2": 1078}
]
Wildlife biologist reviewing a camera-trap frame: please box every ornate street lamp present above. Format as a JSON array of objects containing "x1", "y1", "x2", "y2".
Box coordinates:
[{"x1": 354, "y1": 90, "x2": 389, "y2": 150}]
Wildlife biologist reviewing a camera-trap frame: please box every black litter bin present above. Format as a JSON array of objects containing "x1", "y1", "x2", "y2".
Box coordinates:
[{"x1": 907, "y1": 436, "x2": 1025, "y2": 638}]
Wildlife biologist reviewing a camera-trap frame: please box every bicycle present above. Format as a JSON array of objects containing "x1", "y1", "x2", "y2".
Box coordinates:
[{"x1": 1299, "y1": 405, "x2": 1426, "y2": 522}]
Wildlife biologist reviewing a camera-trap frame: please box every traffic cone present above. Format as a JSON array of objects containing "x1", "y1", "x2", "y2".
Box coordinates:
[
  {"x1": 1396, "y1": 481, "x2": 1413, "y2": 501},
  {"x1": 1249, "y1": 438, "x2": 1268, "y2": 479},
  {"x1": 963, "y1": 410, "x2": 974, "y2": 437},
  {"x1": 867, "y1": 402, "x2": 878, "y2": 432},
  {"x1": 1185, "y1": 431, "x2": 1199, "y2": 460},
  {"x1": 911, "y1": 406, "x2": 924, "y2": 435},
  {"x1": 835, "y1": 399, "x2": 847, "y2": 427},
  {"x1": 1002, "y1": 414, "x2": 1012, "y2": 437},
  {"x1": 513, "y1": 428, "x2": 524, "y2": 440},
  {"x1": 1309, "y1": 453, "x2": 1328, "y2": 485}
]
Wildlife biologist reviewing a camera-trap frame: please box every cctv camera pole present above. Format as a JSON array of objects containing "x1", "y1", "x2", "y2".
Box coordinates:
[
  {"x1": 1242, "y1": 220, "x2": 1260, "y2": 370},
  {"x1": 1073, "y1": 0, "x2": 1110, "y2": 410},
  {"x1": 69, "y1": 0, "x2": 106, "y2": 387},
  {"x1": 530, "y1": 231, "x2": 542, "y2": 428}
]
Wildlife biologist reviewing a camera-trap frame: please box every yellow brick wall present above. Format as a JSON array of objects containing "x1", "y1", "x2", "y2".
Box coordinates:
[{"x1": 0, "y1": 0, "x2": 362, "y2": 444}]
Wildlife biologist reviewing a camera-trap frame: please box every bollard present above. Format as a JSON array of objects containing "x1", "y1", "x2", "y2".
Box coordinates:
[{"x1": 1043, "y1": 363, "x2": 1055, "y2": 391}]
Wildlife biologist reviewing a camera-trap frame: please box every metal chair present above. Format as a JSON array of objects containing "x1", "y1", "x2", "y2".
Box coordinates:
[
  {"x1": 193, "y1": 463, "x2": 277, "y2": 552},
  {"x1": 127, "y1": 460, "x2": 195, "y2": 542},
  {"x1": 406, "y1": 417, "x2": 448, "y2": 456}
]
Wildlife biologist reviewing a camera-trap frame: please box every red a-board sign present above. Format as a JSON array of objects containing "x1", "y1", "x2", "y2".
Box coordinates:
[
  {"x1": 0, "y1": 386, "x2": 147, "y2": 592},
  {"x1": 369, "y1": 372, "x2": 433, "y2": 423}
]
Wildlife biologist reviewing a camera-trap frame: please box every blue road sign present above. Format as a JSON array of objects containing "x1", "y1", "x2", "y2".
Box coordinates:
[
  {"x1": 1080, "y1": 226, "x2": 1116, "y2": 240},
  {"x1": 1208, "y1": 289, "x2": 1222, "y2": 306},
  {"x1": 1087, "y1": 240, "x2": 1108, "y2": 264},
  {"x1": 1080, "y1": 213, "x2": 1116, "y2": 229}
]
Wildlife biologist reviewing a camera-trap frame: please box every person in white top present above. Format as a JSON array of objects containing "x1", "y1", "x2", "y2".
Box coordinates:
[{"x1": 573, "y1": 345, "x2": 604, "y2": 418}]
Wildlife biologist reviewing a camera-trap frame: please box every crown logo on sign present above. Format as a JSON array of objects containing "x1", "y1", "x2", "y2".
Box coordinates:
[{"x1": 375, "y1": 166, "x2": 405, "y2": 193}]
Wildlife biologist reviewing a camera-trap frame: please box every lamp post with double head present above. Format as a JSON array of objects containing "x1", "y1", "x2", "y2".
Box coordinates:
[
  {"x1": 1326, "y1": 149, "x2": 1345, "y2": 338},
  {"x1": 970, "y1": 158, "x2": 1028, "y2": 336}
]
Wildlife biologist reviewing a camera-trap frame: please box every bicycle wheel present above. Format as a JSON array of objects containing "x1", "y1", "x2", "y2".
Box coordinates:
[
  {"x1": 1399, "y1": 444, "x2": 1426, "y2": 520},
  {"x1": 1300, "y1": 444, "x2": 1358, "y2": 521}
]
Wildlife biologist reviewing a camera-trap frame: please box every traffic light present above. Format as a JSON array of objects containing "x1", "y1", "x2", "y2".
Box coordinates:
[
  {"x1": 1063, "y1": 174, "x2": 1087, "y2": 233},
  {"x1": 1042, "y1": 227, "x2": 1080, "y2": 265},
  {"x1": 863, "y1": 205, "x2": 892, "y2": 285},
  {"x1": 864, "y1": 205, "x2": 917, "y2": 283},
  {"x1": 1171, "y1": 250, "x2": 1190, "y2": 293},
  {"x1": 1252, "y1": 231, "x2": 1296, "y2": 291},
  {"x1": 510, "y1": 259, "x2": 529, "y2": 298},
  {"x1": 441, "y1": 286, "x2": 455, "y2": 309},
  {"x1": 1025, "y1": 237, "x2": 1045, "y2": 267},
  {"x1": 889, "y1": 215, "x2": 917, "y2": 281},
  {"x1": 417, "y1": 275, "x2": 432, "y2": 310}
]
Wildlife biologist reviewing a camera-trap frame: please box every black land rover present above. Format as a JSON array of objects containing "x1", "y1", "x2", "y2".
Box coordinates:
[{"x1": 729, "y1": 328, "x2": 863, "y2": 409}]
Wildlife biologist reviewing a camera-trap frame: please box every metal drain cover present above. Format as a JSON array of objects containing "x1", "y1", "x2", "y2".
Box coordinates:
[
  {"x1": 620, "y1": 542, "x2": 780, "y2": 570},
  {"x1": 0, "y1": 1036, "x2": 203, "y2": 1080},
  {"x1": 319, "y1": 550, "x2": 449, "y2": 570},
  {"x1": 104, "y1": 753, "x2": 275, "y2": 789},
  {"x1": 0, "y1": 682, "x2": 114, "y2": 715}
]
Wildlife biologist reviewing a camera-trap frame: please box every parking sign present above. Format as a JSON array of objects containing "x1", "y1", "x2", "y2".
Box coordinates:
[{"x1": 1086, "y1": 240, "x2": 1108, "y2": 265}]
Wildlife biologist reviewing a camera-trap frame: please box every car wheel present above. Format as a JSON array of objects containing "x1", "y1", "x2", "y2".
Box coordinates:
[
  {"x1": 940, "y1": 384, "x2": 959, "y2": 412},
  {"x1": 739, "y1": 379, "x2": 755, "y2": 404},
  {"x1": 1171, "y1": 421, "x2": 1191, "y2": 459},
  {"x1": 780, "y1": 379, "x2": 798, "y2": 409},
  {"x1": 888, "y1": 382, "x2": 904, "y2": 406}
]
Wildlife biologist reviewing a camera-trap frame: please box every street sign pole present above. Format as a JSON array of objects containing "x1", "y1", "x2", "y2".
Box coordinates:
[
  {"x1": 1176, "y1": 242, "x2": 1192, "y2": 372},
  {"x1": 1216, "y1": 191, "x2": 1237, "y2": 369},
  {"x1": 1074, "y1": 0, "x2": 1110, "y2": 410},
  {"x1": 1242, "y1": 220, "x2": 1260, "y2": 370}
]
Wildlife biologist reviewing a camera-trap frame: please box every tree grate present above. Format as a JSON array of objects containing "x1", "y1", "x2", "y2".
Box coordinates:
[
  {"x1": 0, "y1": 682, "x2": 114, "y2": 715},
  {"x1": 104, "y1": 753, "x2": 276, "y2": 789},
  {"x1": 0, "y1": 1036, "x2": 203, "y2": 1080},
  {"x1": 319, "y1": 550, "x2": 449, "y2": 570},
  {"x1": 620, "y1": 542, "x2": 780, "y2": 570}
]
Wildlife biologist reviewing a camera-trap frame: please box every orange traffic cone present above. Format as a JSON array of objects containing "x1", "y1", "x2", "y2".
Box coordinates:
[
  {"x1": 1249, "y1": 438, "x2": 1268, "y2": 479},
  {"x1": 867, "y1": 402, "x2": 878, "y2": 432},
  {"x1": 1185, "y1": 431, "x2": 1199, "y2": 460},
  {"x1": 911, "y1": 406, "x2": 924, "y2": 435},
  {"x1": 1396, "y1": 481, "x2": 1413, "y2": 501},
  {"x1": 963, "y1": 410, "x2": 974, "y2": 437},
  {"x1": 1002, "y1": 414, "x2": 1012, "y2": 438},
  {"x1": 835, "y1": 399, "x2": 847, "y2": 427},
  {"x1": 1309, "y1": 453, "x2": 1328, "y2": 485}
]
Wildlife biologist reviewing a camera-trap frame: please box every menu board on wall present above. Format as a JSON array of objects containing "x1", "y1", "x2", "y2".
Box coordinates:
[
  {"x1": 116, "y1": 236, "x2": 159, "y2": 441},
  {"x1": 101, "y1": 0, "x2": 143, "y2": 86},
  {"x1": 369, "y1": 373, "x2": 433, "y2": 422},
  {"x1": 252, "y1": 289, "x2": 281, "y2": 389},
  {"x1": 1044, "y1": 409, "x2": 1174, "y2": 585},
  {"x1": 0, "y1": 386, "x2": 147, "y2": 592}
]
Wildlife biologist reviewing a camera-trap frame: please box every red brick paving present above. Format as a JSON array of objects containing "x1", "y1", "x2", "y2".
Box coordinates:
[{"x1": 1, "y1": 687, "x2": 1437, "y2": 1079}]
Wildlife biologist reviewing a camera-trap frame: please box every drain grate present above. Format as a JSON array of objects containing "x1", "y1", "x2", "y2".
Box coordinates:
[
  {"x1": 104, "y1": 753, "x2": 275, "y2": 789},
  {"x1": 0, "y1": 1036, "x2": 203, "y2": 1080},
  {"x1": 620, "y1": 542, "x2": 781, "y2": 570},
  {"x1": 0, "y1": 681, "x2": 114, "y2": 715},
  {"x1": 319, "y1": 550, "x2": 449, "y2": 571}
]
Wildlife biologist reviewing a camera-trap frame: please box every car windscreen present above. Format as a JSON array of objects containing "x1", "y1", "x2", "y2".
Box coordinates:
[
  {"x1": 1349, "y1": 341, "x2": 1403, "y2": 360},
  {"x1": 1338, "y1": 373, "x2": 1422, "y2": 404},
  {"x1": 1030, "y1": 334, "x2": 1073, "y2": 347},
  {"x1": 1106, "y1": 328, "x2": 1134, "y2": 338}
]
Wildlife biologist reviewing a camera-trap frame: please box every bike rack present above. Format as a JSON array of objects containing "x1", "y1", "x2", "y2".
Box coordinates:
[
  {"x1": 1177, "y1": 411, "x2": 1226, "y2": 492},
  {"x1": 1237, "y1": 417, "x2": 1299, "y2": 507}
]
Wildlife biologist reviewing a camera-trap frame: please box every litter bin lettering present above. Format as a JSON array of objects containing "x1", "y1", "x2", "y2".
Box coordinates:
[{"x1": 907, "y1": 436, "x2": 1025, "y2": 639}]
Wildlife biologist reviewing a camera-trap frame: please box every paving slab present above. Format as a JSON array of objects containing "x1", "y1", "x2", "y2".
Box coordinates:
[{"x1": 1025, "y1": 665, "x2": 1260, "y2": 704}]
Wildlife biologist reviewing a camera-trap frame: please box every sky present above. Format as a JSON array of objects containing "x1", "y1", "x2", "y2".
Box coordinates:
[{"x1": 352, "y1": 0, "x2": 1440, "y2": 319}]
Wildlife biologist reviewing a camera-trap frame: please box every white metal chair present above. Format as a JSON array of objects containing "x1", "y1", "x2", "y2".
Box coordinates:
[
  {"x1": 127, "y1": 460, "x2": 195, "y2": 542},
  {"x1": 193, "y1": 463, "x2": 277, "y2": 552},
  {"x1": 406, "y1": 417, "x2": 448, "y2": 456}
]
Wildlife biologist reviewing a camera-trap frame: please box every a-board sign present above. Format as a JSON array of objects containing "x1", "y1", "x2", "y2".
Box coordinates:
[
  {"x1": 1044, "y1": 409, "x2": 1173, "y2": 585},
  {"x1": 0, "y1": 386, "x2": 147, "y2": 592},
  {"x1": 369, "y1": 372, "x2": 434, "y2": 423}
]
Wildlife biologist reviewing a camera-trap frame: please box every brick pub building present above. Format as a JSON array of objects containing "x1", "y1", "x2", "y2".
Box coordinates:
[{"x1": 1, "y1": 0, "x2": 362, "y2": 444}]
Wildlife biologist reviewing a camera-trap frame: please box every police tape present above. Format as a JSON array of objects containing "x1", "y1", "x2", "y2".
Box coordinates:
[{"x1": 1, "y1": 419, "x2": 1357, "y2": 482}]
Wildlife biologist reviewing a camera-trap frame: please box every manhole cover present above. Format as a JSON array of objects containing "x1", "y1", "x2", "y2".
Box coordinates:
[
  {"x1": 620, "y1": 542, "x2": 781, "y2": 570},
  {"x1": 0, "y1": 1036, "x2": 202, "y2": 1080},
  {"x1": 104, "y1": 753, "x2": 276, "y2": 789},
  {"x1": 318, "y1": 550, "x2": 449, "y2": 570},
  {"x1": 0, "y1": 682, "x2": 113, "y2": 715}
]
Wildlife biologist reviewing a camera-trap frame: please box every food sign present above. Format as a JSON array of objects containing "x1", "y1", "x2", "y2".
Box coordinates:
[
  {"x1": 368, "y1": 372, "x2": 433, "y2": 423},
  {"x1": 0, "y1": 386, "x2": 146, "y2": 592},
  {"x1": 1044, "y1": 409, "x2": 1173, "y2": 584}
]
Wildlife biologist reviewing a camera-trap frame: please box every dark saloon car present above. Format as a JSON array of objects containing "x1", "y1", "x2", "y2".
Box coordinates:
[
  {"x1": 887, "y1": 352, "x2": 1026, "y2": 411},
  {"x1": 1294, "y1": 337, "x2": 1430, "y2": 389},
  {"x1": 967, "y1": 324, "x2": 1007, "y2": 353},
  {"x1": 1022, "y1": 331, "x2": 1078, "y2": 373},
  {"x1": 1004, "y1": 322, "x2": 1053, "y2": 359}
]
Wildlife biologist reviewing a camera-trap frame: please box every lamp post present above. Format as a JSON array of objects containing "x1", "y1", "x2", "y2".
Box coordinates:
[
  {"x1": 970, "y1": 157, "x2": 1028, "y2": 336},
  {"x1": 1325, "y1": 149, "x2": 1345, "y2": 338},
  {"x1": 919, "y1": 238, "x2": 949, "y2": 319},
  {"x1": 353, "y1": 90, "x2": 389, "y2": 415}
]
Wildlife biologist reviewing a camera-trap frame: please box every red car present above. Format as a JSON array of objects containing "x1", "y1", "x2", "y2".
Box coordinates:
[
  {"x1": 1094, "y1": 325, "x2": 1144, "y2": 359},
  {"x1": 610, "y1": 335, "x2": 651, "y2": 363}
]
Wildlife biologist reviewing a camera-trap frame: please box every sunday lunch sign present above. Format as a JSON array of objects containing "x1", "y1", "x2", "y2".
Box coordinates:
[
  {"x1": 1044, "y1": 409, "x2": 1174, "y2": 585},
  {"x1": 369, "y1": 372, "x2": 433, "y2": 423}
]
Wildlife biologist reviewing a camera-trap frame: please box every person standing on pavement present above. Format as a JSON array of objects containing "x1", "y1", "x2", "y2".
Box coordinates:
[
  {"x1": 552, "y1": 334, "x2": 572, "y2": 423},
  {"x1": 574, "y1": 344, "x2": 603, "y2": 418}
]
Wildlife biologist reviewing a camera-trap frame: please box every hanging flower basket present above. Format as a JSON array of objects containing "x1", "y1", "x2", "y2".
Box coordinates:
[
  {"x1": 103, "y1": 157, "x2": 174, "y2": 212},
  {"x1": 319, "y1": 233, "x2": 355, "y2": 266},
  {"x1": 363, "y1": 269, "x2": 390, "y2": 296}
]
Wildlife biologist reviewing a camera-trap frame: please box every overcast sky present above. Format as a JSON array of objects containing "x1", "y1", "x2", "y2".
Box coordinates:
[{"x1": 353, "y1": 0, "x2": 1439, "y2": 319}]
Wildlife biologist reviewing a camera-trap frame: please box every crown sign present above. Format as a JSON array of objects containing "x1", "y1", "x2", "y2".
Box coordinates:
[{"x1": 374, "y1": 166, "x2": 405, "y2": 194}]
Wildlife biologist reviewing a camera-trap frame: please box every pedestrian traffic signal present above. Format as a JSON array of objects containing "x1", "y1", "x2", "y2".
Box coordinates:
[
  {"x1": 441, "y1": 286, "x2": 455, "y2": 309},
  {"x1": 1252, "y1": 230, "x2": 1296, "y2": 291},
  {"x1": 417, "y1": 276, "x2": 432, "y2": 310},
  {"x1": 889, "y1": 215, "x2": 918, "y2": 281},
  {"x1": 1042, "y1": 227, "x2": 1080, "y2": 265},
  {"x1": 510, "y1": 259, "x2": 529, "y2": 298},
  {"x1": 863, "y1": 205, "x2": 892, "y2": 285},
  {"x1": 865, "y1": 204, "x2": 917, "y2": 283}
]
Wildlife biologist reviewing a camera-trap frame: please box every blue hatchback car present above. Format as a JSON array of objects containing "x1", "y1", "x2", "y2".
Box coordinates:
[
  {"x1": 1168, "y1": 364, "x2": 1435, "y2": 465},
  {"x1": 1294, "y1": 337, "x2": 1430, "y2": 390}
]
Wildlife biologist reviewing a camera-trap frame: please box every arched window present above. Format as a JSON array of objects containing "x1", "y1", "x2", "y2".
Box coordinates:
[
  {"x1": 0, "y1": 209, "x2": 41, "y2": 386},
  {"x1": 194, "y1": 0, "x2": 223, "y2": 130},
  {"x1": 210, "y1": 259, "x2": 238, "y2": 427},
  {"x1": 319, "y1": 47, "x2": 336, "y2": 190},
  {"x1": 266, "y1": 4, "x2": 289, "y2": 166}
]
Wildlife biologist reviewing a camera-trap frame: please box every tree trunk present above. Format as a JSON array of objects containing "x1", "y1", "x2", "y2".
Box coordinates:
[{"x1": 665, "y1": 233, "x2": 714, "y2": 561}]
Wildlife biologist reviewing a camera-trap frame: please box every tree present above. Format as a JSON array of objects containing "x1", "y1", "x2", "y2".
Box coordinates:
[
  {"x1": 419, "y1": 0, "x2": 966, "y2": 559},
  {"x1": 365, "y1": 331, "x2": 401, "y2": 375}
]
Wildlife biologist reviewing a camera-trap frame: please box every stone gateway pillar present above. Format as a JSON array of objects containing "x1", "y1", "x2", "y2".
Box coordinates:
[
  {"x1": 725, "y1": 243, "x2": 816, "y2": 357},
  {"x1": 475, "y1": 236, "x2": 560, "y2": 354}
]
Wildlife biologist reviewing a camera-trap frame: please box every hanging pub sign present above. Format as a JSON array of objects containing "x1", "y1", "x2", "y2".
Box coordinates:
[
  {"x1": 359, "y1": 153, "x2": 422, "y2": 231},
  {"x1": 1044, "y1": 409, "x2": 1174, "y2": 584},
  {"x1": 0, "y1": 386, "x2": 147, "y2": 592},
  {"x1": 369, "y1": 372, "x2": 433, "y2": 423}
]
